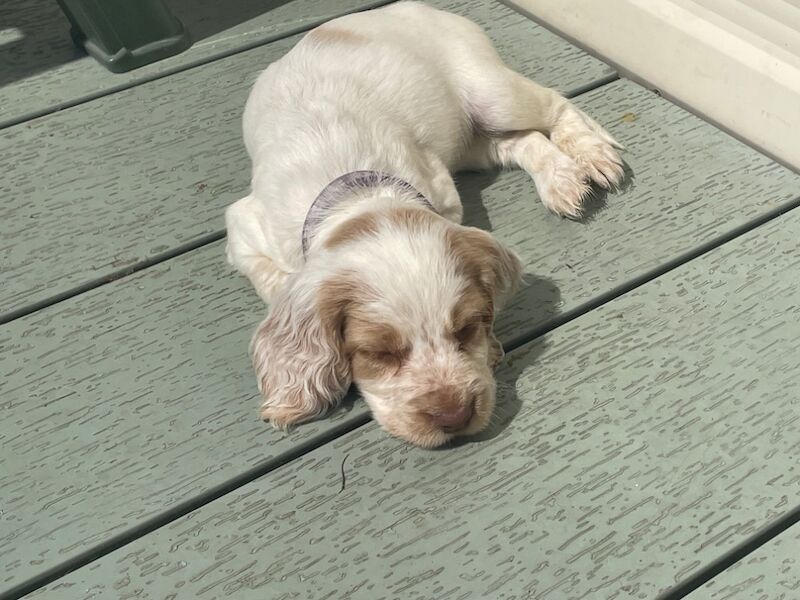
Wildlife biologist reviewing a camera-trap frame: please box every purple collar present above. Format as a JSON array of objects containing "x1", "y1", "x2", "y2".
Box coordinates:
[{"x1": 301, "y1": 170, "x2": 436, "y2": 258}]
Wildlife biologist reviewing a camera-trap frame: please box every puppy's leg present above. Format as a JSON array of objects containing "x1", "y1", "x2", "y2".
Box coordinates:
[
  {"x1": 462, "y1": 131, "x2": 589, "y2": 218},
  {"x1": 230, "y1": 253, "x2": 289, "y2": 305},
  {"x1": 450, "y1": 29, "x2": 623, "y2": 194},
  {"x1": 548, "y1": 104, "x2": 624, "y2": 190},
  {"x1": 418, "y1": 149, "x2": 464, "y2": 224},
  {"x1": 225, "y1": 195, "x2": 289, "y2": 304}
]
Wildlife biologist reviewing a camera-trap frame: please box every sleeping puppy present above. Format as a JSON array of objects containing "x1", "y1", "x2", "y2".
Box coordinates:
[{"x1": 225, "y1": 1, "x2": 623, "y2": 447}]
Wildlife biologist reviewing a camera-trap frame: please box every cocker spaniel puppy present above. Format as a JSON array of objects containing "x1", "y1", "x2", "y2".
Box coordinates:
[{"x1": 225, "y1": 2, "x2": 622, "y2": 447}]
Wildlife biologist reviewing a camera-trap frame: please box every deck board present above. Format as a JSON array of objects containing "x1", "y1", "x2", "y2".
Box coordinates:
[
  {"x1": 0, "y1": 0, "x2": 613, "y2": 322},
  {"x1": 692, "y1": 526, "x2": 800, "y2": 599},
  {"x1": 28, "y1": 208, "x2": 800, "y2": 600},
  {"x1": 3, "y1": 78, "x2": 800, "y2": 594},
  {"x1": 0, "y1": 0, "x2": 392, "y2": 128}
]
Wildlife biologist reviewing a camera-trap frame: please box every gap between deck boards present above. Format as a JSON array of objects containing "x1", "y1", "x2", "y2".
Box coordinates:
[{"x1": 659, "y1": 504, "x2": 800, "y2": 599}]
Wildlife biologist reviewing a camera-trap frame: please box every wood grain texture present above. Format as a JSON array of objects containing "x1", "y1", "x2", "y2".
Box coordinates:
[
  {"x1": 0, "y1": 0, "x2": 390, "y2": 127},
  {"x1": 29, "y1": 208, "x2": 800, "y2": 600},
  {"x1": 0, "y1": 0, "x2": 612, "y2": 320},
  {"x1": 692, "y1": 527, "x2": 800, "y2": 599},
  {"x1": 4, "y1": 76, "x2": 800, "y2": 592}
]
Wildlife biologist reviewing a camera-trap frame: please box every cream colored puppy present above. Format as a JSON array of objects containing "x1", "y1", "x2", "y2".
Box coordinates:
[{"x1": 225, "y1": 2, "x2": 622, "y2": 447}]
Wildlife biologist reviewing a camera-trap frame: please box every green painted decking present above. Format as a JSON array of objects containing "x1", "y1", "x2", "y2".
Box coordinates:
[
  {"x1": 1, "y1": 1, "x2": 799, "y2": 599},
  {"x1": 694, "y1": 526, "x2": 800, "y2": 599}
]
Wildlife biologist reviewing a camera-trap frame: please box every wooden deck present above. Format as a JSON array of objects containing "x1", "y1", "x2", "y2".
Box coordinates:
[{"x1": 1, "y1": 1, "x2": 799, "y2": 598}]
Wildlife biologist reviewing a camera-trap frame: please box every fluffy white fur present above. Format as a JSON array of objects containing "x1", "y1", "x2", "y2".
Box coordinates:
[{"x1": 225, "y1": 2, "x2": 623, "y2": 447}]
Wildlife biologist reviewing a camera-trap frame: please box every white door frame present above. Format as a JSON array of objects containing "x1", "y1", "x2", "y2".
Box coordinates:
[{"x1": 504, "y1": 0, "x2": 800, "y2": 172}]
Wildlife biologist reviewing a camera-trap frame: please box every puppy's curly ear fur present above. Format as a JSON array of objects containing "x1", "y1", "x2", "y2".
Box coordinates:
[{"x1": 250, "y1": 270, "x2": 354, "y2": 427}]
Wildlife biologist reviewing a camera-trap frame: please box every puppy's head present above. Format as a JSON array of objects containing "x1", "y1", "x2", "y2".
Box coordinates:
[{"x1": 252, "y1": 207, "x2": 521, "y2": 447}]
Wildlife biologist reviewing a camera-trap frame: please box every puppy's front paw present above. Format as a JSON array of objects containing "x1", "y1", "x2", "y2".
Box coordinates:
[
  {"x1": 551, "y1": 108, "x2": 624, "y2": 190},
  {"x1": 559, "y1": 133, "x2": 624, "y2": 190},
  {"x1": 533, "y1": 153, "x2": 591, "y2": 219}
]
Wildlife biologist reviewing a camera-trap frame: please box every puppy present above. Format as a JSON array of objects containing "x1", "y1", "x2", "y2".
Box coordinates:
[{"x1": 225, "y1": 2, "x2": 622, "y2": 447}]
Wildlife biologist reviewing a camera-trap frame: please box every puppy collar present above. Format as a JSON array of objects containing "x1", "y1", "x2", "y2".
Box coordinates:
[{"x1": 301, "y1": 170, "x2": 436, "y2": 259}]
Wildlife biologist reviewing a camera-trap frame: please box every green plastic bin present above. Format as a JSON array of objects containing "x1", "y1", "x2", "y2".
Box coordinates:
[{"x1": 56, "y1": 0, "x2": 192, "y2": 73}]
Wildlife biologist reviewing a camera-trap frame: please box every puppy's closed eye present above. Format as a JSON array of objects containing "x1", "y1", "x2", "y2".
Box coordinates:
[
  {"x1": 360, "y1": 347, "x2": 408, "y2": 364},
  {"x1": 361, "y1": 350, "x2": 407, "y2": 362},
  {"x1": 450, "y1": 283, "x2": 494, "y2": 352},
  {"x1": 346, "y1": 319, "x2": 409, "y2": 379},
  {"x1": 453, "y1": 322, "x2": 481, "y2": 348}
]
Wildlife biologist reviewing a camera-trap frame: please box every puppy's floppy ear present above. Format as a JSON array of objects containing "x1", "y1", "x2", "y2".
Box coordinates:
[
  {"x1": 448, "y1": 226, "x2": 523, "y2": 311},
  {"x1": 250, "y1": 269, "x2": 354, "y2": 427}
]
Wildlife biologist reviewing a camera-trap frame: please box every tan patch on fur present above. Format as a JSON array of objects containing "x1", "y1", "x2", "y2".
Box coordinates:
[
  {"x1": 445, "y1": 226, "x2": 522, "y2": 310},
  {"x1": 345, "y1": 317, "x2": 409, "y2": 380},
  {"x1": 317, "y1": 274, "x2": 410, "y2": 382},
  {"x1": 316, "y1": 272, "x2": 363, "y2": 333},
  {"x1": 325, "y1": 206, "x2": 441, "y2": 250},
  {"x1": 387, "y1": 205, "x2": 442, "y2": 232},
  {"x1": 306, "y1": 25, "x2": 369, "y2": 47},
  {"x1": 448, "y1": 284, "x2": 493, "y2": 353},
  {"x1": 324, "y1": 212, "x2": 380, "y2": 250},
  {"x1": 450, "y1": 285, "x2": 493, "y2": 331}
]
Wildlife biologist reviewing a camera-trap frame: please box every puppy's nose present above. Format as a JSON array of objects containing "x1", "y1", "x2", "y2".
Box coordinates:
[{"x1": 432, "y1": 402, "x2": 474, "y2": 432}]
